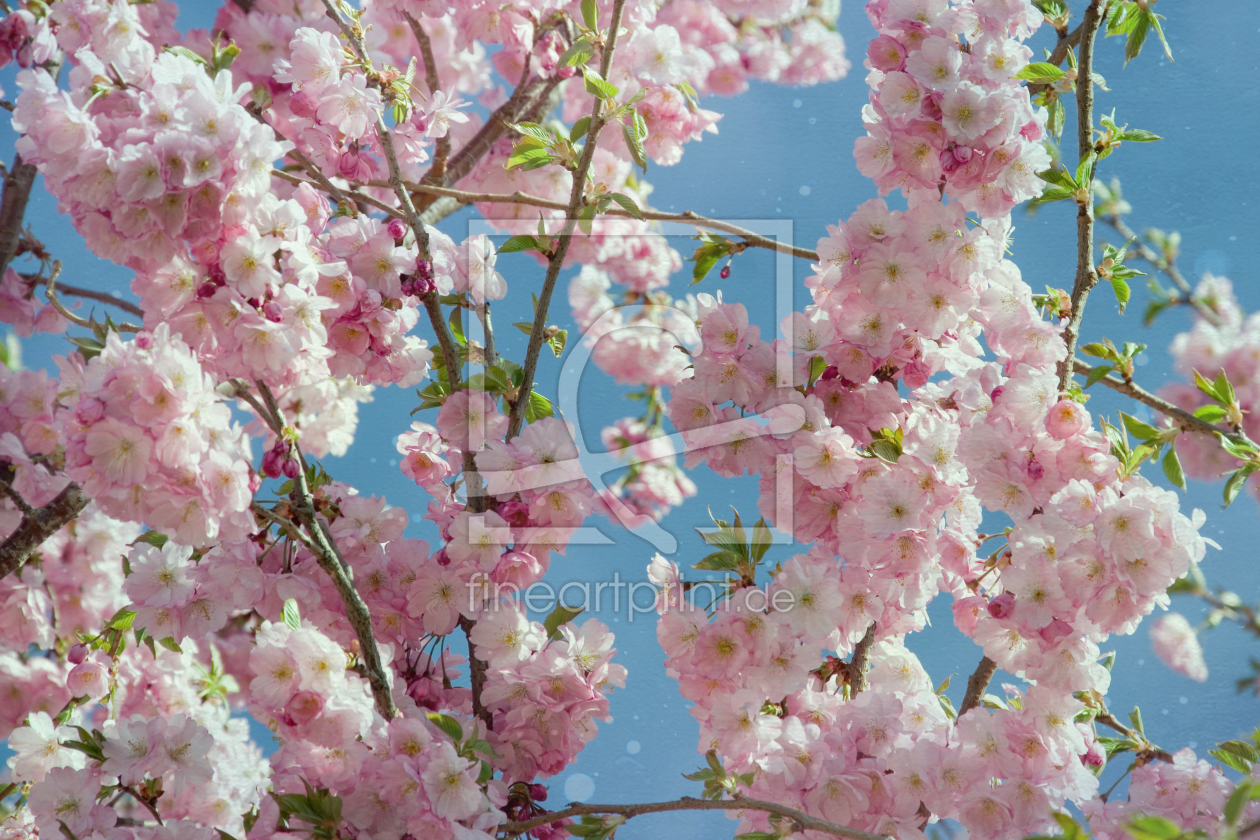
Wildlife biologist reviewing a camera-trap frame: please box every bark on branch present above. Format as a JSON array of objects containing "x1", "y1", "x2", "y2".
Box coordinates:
[
  {"x1": 0, "y1": 481, "x2": 88, "y2": 581},
  {"x1": 503, "y1": 795, "x2": 895, "y2": 840}
]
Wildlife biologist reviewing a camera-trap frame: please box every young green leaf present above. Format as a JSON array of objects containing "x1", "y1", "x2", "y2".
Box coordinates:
[
  {"x1": 543, "y1": 603, "x2": 584, "y2": 640},
  {"x1": 282, "y1": 598, "x2": 301, "y2": 630},
  {"x1": 1162, "y1": 446, "x2": 1186, "y2": 490}
]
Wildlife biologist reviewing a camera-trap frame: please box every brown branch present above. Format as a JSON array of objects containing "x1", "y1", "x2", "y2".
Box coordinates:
[
  {"x1": 959, "y1": 656, "x2": 997, "y2": 715},
  {"x1": 503, "y1": 795, "x2": 894, "y2": 840},
  {"x1": 1027, "y1": 21, "x2": 1086, "y2": 97},
  {"x1": 1072, "y1": 359, "x2": 1258, "y2": 448},
  {"x1": 251, "y1": 380, "x2": 398, "y2": 719},
  {"x1": 24, "y1": 273, "x2": 145, "y2": 318},
  {"x1": 271, "y1": 169, "x2": 404, "y2": 220},
  {"x1": 505, "y1": 0, "x2": 629, "y2": 441},
  {"x1": 1100, "y1": 213, "x2": 1223, "y2": 327},
  {"x1": 1056, "y1": 0, "x2": 1105, "y2": 392},
  {"x1": 849, "y1": 622, "x2": 878, "y2": 695},
  {"x1": 440, "y1": 77, "x2": 558, "y2": 188},
  {"x1": 361, "y1": 182, "x2": 819, "y2": 261},
  {"x1": 0, "y1": 153, "x2": 38, "y2": 278},
  {"x1": 404, "y1": 13, "x2": 451, "y2": 182},
  {"x1": 459, "y1": 615, "x2": 492, "y2": 730},
  {"x1": 44, "y1": 261, "x2": 142, "y2": 332},
  {"x1": 0, "y1": 482, "x2": 88, "y2": 581}
]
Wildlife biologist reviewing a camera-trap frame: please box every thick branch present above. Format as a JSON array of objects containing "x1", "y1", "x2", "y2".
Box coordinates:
[
  {"x1": 1055, "y1": 0, "x2": 1104, "y2": 392},
  {"x1": 0, "y1": 482, "x2": 88, "y2": 581},
  {"x1": 959, "y1": 656, "x2": 997, "y2": 715},
  {"x1": 849, "y1": 622, "x2": 878, "y2": 695},
  {"x1": 503, "y1": 795, "x2": 894, "y2": 840},
  {"x1": 0, "y1": 153, "x2": 38, "y2": 277},
  {"x1": 459, "y1": 615, "x2": 492, "y2": 730}
]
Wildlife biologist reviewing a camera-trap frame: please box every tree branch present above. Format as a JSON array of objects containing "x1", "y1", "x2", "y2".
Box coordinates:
[
  {"x1": 1072, "y1": 359, "x2": 1258, "y2": 449},
  {"x1": 0, "y1": 481, "x2": 88, "y2": 581},
  {"x1": 1056, "y1": 0, "x2": 1105, "y2": 392},
  {"x1": 361, "y1": 181, "x2": 820, "y2": 261},
  {"x1": 23, "y1": 272, "x2": 145, "y2": 318},
  {"x1": 251, "y1": 381, "x2": 398, "y2": 719},
  {"x1": 503, "y1": 795, "x2": 894, "y2": 840},
  {"x1": 44, "y1": 261, "x2": 142, "y2": 333},
  {"x1": 1100, "y1": 212, "x2": 1223, "y2": 327},
  {"x1": 271, "y1": 169, "x2": 404, "y2": 220},
  {"x1": 849, "y1": 622, "x2": 878, "y2": 695},
  {"x1": 0, "y1": 152, "x2": 38, "y2": 278},
  {"x1": 959, "y1": 656, "x2": 997, "y2": 715},
  {"x1": 404, "y1": 13, "x2": 451, "y2": 182}
]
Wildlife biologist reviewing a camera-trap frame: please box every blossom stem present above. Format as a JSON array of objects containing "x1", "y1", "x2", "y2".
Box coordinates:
[
  {"x1": 1056, "y1": 0, "x2": 1105, "y2": 392},
  {"x1": 505, "y1": 0, "x2": 630, "y2": 441},
  {"x1": 502, "y1": 795, "x2": 895, "y2": 840}
]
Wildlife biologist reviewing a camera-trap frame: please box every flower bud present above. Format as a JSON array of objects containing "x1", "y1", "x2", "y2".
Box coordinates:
[
  {"x1": 285, "y1": 690, "x2": 325, "y2": 725},
  {"x1": 987, "y1": 592, "x2": 1015, "y2": 619},
  {"x1": 387, "y1": 218, "x2": 408, "y2": 241},
  {"x1": 66, "y1": 643, "x2": 89, "y2": 665},
  {"x1": 1046, "y1": 399, "x2": 1090, "y2": 440}
]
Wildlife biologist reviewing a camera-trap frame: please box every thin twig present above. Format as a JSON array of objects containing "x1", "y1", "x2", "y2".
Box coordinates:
[
  {"x1": 502, "y1": 795, "x2": 894, "y2": 840},
  {"x1": 45, "y1": 261, "x2": 142, "y2": 332},
  {"x1": 361, "y1": 181, "x2": 820, "y2": 261},
  {"x1": 404, "y1": 13, "x2": 451, "y2": 182},
  {"x1": 1056, "y1": 0, "x2": 1105, "y2": 392},
  {"x1": 271, "y1": 169, "x2": 404, "y2": 220},
  {"x1": 24, "y1": 273, "x2": 145, "y2": 317},
  {"x1": 119, "y1": 785, "x2": 164, "y2": 826},
  {"x1": 1027, "y1": 21, "x2": 1086, "y2": 97},
  {"x1": 251, "y1": 380, "x2": 398, "y2": 719},
  {"x1": 1101, "y1": 213, "x2": 1223, "y2": 327},
  {"x1": 507, "y1": 0, "x2": 625, "y2": 443}
]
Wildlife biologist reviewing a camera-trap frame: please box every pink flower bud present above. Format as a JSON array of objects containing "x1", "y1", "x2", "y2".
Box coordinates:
[
  {"x1": 1046, "y1": 399, "x2": 1090, "y2": 440},
  {"x1": 66, "y1": 643, "x2": 89, "y2": 665},
  {"x1": 67, "y1": 656, "x2": 109, "y2": 700},
  {"x1": 387, "y1": 218, "x2": 408, "y2": 240},
  {"x1": 987, "y1": 592, "x2": 1015, "y2": 619},
  {"x1": 282, "y1": 458, "x2": 300, "y2": 480},
  {"x1": 289, "y1": 90, "x2": 317, "y2": 119},
  {"x1": 75, "y1": 398, "x2": 105, "y2": 426},
  {"x1": 261, "y1": 300, "x2": 284, "y2": 323},
  {"x1": 285, "y1": 690, "x2": 325, "y2": 725},
  {"x1": 528, "y1": 784, "x2": 548, "y2": 802},
  {"x1": 134, "y1": 331, "x2": 153, "y2": 350}
]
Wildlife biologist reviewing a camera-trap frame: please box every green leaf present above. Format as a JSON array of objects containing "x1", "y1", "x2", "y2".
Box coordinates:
[
  {"x1": 622, "y1": 119, "x2": 648, "y2": 173},
  {"x1": 1120, "y1": 412, "x2": 1160, "y2": 442},
  {"x1": 547, "y1": 329, "x2": 567, "y2": 358},
  {"x1": 577, "y1": 204, "x2": 597, "y2": 235},
  {"x1": 690, "y1": 243, "x2": 726, "y2": 285},
  {"x1": 448, "y1": 305, "x2": 466, "y2": 346},
  {"x1": 107, "y1": 608, "x2": 137, "y2": 630},
  {"x1": 558, "y1": 39, "x2": 593, "y2": 69},
  {"x1": 1031, "y1": 187, "x2": 1074, "y2": 207},
  {"x1": 1226, "y1": 780, "x2": 1253, "y2": 825},
  {"x1": 693, "y1": 550, "x2": 742, "y2": 571},
  {"x1": 1126, "y1": 816, "x2": 1181, "y2": 840},
  {"x1": 1162, "y1": 446, "x2": 1186, "y2": 491},
  {"x1": 1223, "y1": 464, "x2": 1256, "y2": 508},
  {"x1": 1085, "y1": 364, "x2": 1114, "y2": 389},
  {"x1": 1117, "y1": 129, "x2": 1162, "y2": 143},
  {"x1": 498, "y1": 235, "x2": 541, "y2": 254},
  {"x1": 1111, "y1": 277, "x2": 1130, "y2": 314},
  {"x1": 506, "y1": 147, "x2": 554, "y2": 170},
  {"x1": 1128, "y1": 706, "x2": 1144, "y2": 736},
  {"x1": 1124, "y1": 8, "x2": 1151, "y2": 64},
  {"x1": 1047, "y1": 96, "x2": 1066, "y2": 142},
  {"x1": 425, "y1": 712, "x2": 463, "y2": 743},
  {"x1": 607, "y1": 192, "x2": 644, "y2": 219},
  {"x1": 1038, "y1": 167, "x2": 1078, "y2": 191},
  {"x1": 582, "y1": 68, "x2": 619, "y2": 100},
  {"x1": 158, "y1": 636, "x2": 183, "y2": 653},
  {"x1": 507, "y1": 121, "x2": 552, "y2": 145},
  {"x1": 750, "y1": 518, "x2": 772, "y2": 562},
  {"x1": 1211, "y1": 746, "x2": 1256, "y2": 774},
  {"x1": 132, "y1": 531, "x2": 168, "y2": 549},
  {"x1": 579, "y1": 0, "x2": 598, "y2": 30},
  {"x1": 1015, "y1": 62, "x2": 1068, "y2": 83},
  {"x1": 570, "y1": 115, "x2": 592, "y2": 142},
  {"x1": 543, "y1": 604, "x2": 584, "y2": 640},
  {"x1": 1192, "y1": 404, "x2": 1228, "y2": 423},
  {"x1": 525, "y1": 389, "x2": 554, "y2": 423}
]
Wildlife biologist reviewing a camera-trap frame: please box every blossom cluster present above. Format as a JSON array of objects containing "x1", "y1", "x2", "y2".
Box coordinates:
[{"x1": 857, "y1": 0, "x2": 1050, "y2": 218}]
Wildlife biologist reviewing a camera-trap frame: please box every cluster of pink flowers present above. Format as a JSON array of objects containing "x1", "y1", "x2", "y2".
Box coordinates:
[
  {"x1": 858, "y1": 0, "x2": 1049, "y2": 218},
  {"x1": 57, "y1": 324, "x2": 256, "y2": 545},
  {"x1": 595, "y1": 418, "x2": 698, "y2": 527},
  {"x1": 1083, "y1": 748, "x2": 1239, "y2": 838},
  {"x1": 1149, "y1": 612, "x2": 1209, "y2": 682}
]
